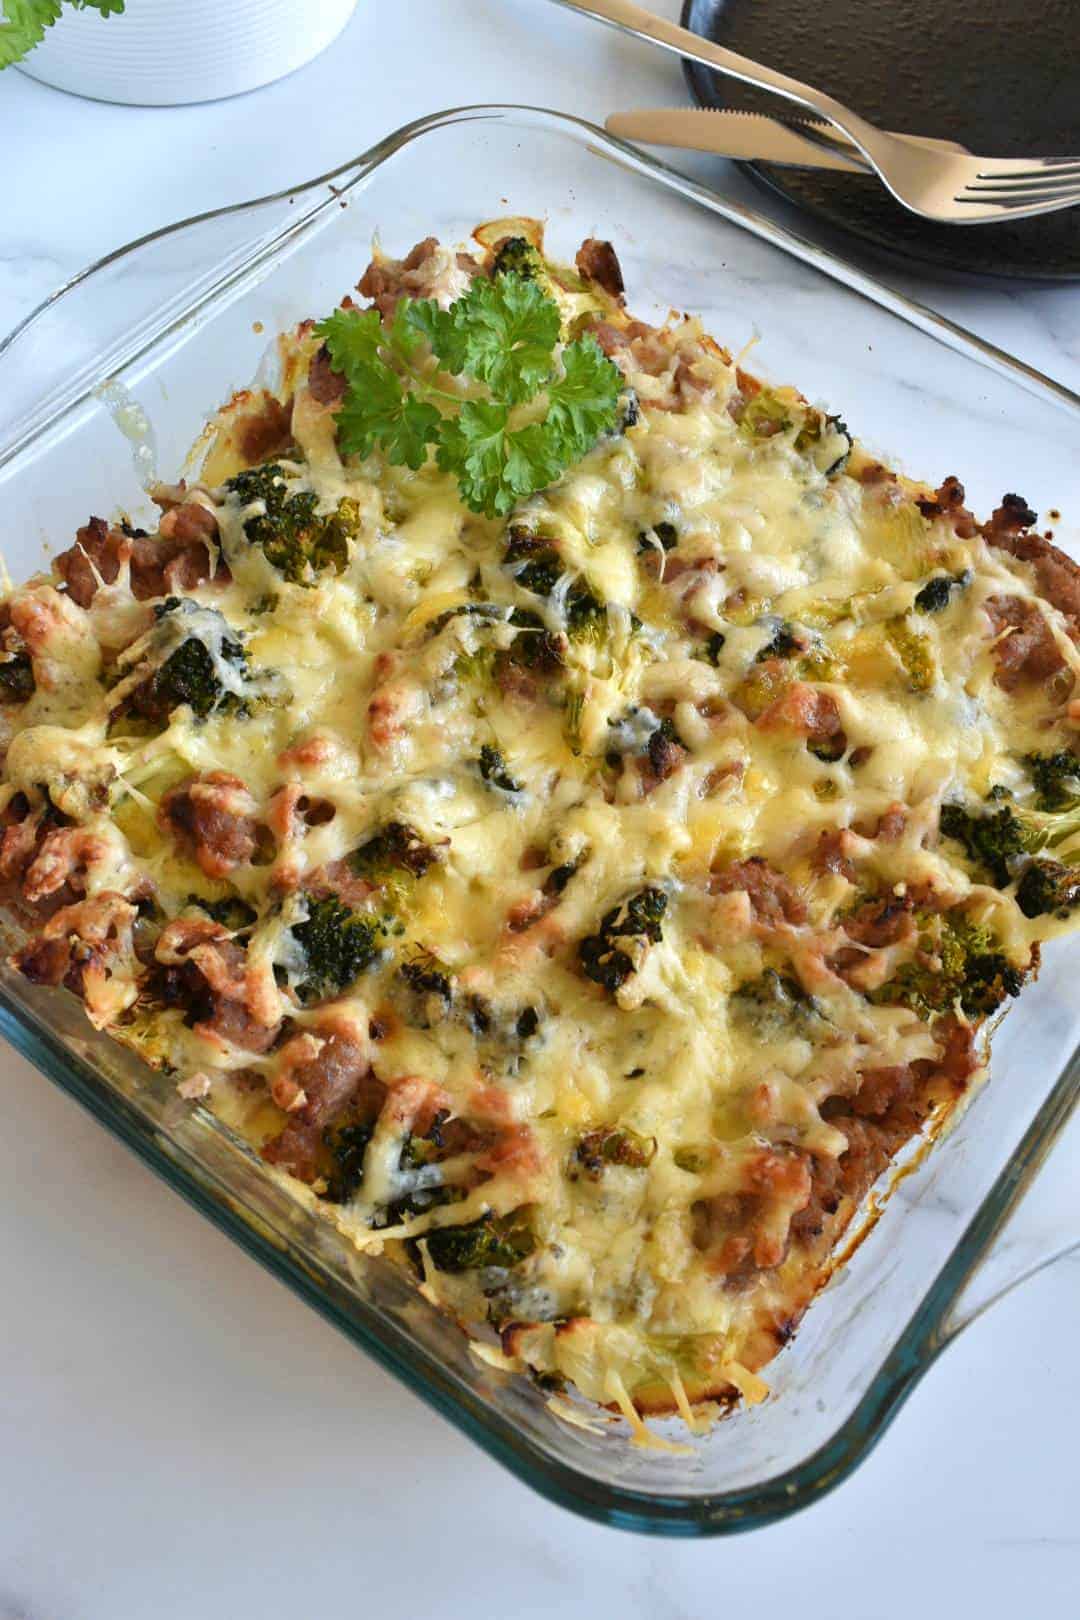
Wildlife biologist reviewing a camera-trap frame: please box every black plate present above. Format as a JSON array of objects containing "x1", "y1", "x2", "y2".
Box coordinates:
[{"x1": 681, "y1": 0, "x2": 1080, "y2": 280}]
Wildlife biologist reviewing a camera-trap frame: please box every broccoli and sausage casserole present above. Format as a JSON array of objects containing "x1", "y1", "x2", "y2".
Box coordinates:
[{"x1": 4, "y1": 222, "x2": 1080, "y2": 1427}]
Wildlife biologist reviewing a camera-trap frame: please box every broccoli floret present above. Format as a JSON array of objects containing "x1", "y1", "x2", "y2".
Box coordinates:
[
  {"x1": 579, "y1": 887, "x2": 667, "y2": 992},
  {"x1": 616, "y1": 390, "x2": 640, "y2": 433},
  {"x1": 226, "y1": 462, "x2": 358, "y2": 585},
  {"x1": 939, "y1": 802, "x2": 1022, "y2": 886},
  {"x1": 1023, "y1": 751, "x2": 1080, "y2": 812},
  {"x1": 505, "y1": 607, "x2": 566, "y2": 674},
  {"x1": 491, "y1": 237, "x2": 547, "y2": 282},
  {"x1": 572, "y1": 1126, "x2": 656, "y2": 1179},
  {"x1": 399, "y1": 955, "x2": 453, "y2": 1003},
  {"x1": 321, "y1": 1120, "x2": 375, "y2": 1205},
  {"x1": 424, "y1": 1208, "x2": 536, "y2": 1273},
  {"x1": 292, "y1": 895, "x2": 382, "y2": 1004},
  {"x1": 507, "y1": 538, "x2": 562, "y2": 597},
  {"x1": 703, "y1": 631, "x2": 726, "y2": 666},
  {"x1": 731, "y1": 968, "x2": 821, "y2": 1036},
  {"x1": 885, "y1": 616, "x2": 935, "y2": 693},
  {"x1": 737, "y1": 388, "x2": 793, "y2": 440},
  {"x1": 871, "y1": 911, "x2": 1023, "y2": 1018},
  {"x1": 914, "y1": 571, "x2": 970, "y2": 614},
  {"x1": 565, "y1": 584, "x2": 606, "y2": 641},
  {"x1": 505, "y1": 531, "x2": 604, "y2": 641},
  {"x1": 1015, "y1": 858, "x2": 1080, "y2": 920},
  {"x1": 940, "y1": 796, "x2": 1080, "y2": 887},
  {"x1": 477, "y1": 744, "x2": 523, "y2": 794},
  {"x1": 395, "y1": 953, "x2": 453, "y2": 1030},
  {"x1": 756, "y1": 621, "x2": 804, "y2": 662},
  {"x1": 351, "y1": 821, "x2": 439, "y2": 880},
  {"x1": 116, "y1": 598, "x2": 256, "y2": 725},
  {"x1": 543, "y1": 853, "x2": 585, "y2": 897},
  {"x1": 795, "y1": 410, "x2": 852, "y2": 477},
  {"x1": 188, "y1": 894, "x2": 257, "y2": 931},
  {"x1": 0, "y1": 650, "x2": 33, "y2": 703}
]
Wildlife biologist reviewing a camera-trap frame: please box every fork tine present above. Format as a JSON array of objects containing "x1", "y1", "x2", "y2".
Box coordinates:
[
  {"x1": 963, "y1": 178, "x2": 1080, "y2": 198},
  {"x1": 974, "y1": 159, "x2": 1080, "y2": 180},
  {"x1": 955, "y1": 187, "x2": 1080, "y2": 212},
  {"x1": 960, "y1": 177, "x2": 1080, "y2": 201}
]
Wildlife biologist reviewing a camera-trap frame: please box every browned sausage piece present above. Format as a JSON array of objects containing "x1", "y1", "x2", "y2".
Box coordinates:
[{"x1": 575, "y1": 238, "x2": 625, "y2": 299}]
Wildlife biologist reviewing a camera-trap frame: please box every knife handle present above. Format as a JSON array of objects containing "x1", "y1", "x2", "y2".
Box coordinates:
[{"x1": 551, "y1": 0, "x2": 882, "y2": 153}]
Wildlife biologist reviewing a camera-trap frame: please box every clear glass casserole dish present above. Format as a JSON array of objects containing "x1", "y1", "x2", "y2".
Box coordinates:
[{"x1": 1, "y1": 104, "x2": 1078, "y2": 1536}]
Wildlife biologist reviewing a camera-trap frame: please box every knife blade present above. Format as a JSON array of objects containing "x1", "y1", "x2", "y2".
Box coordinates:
[
  {"x1": 605, "y1": 107, "x2": 969, "y2": 173},
  {"x1": 605, "y1": 107, "x2": 868, "y2": 172}
]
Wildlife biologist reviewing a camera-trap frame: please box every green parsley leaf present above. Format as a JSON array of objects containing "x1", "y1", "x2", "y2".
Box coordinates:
[
  {"x1": 447, "y1": 275, "x2": 561, "y2": 405},
  {"x1": 316, "y1": 307, "x2": 385, "y2": 378},
  {"x1": 437, "y1": 401, "x2": 515, "y2": 517},
  {"x1": 403, "y1": 298, "x2": 469, "y2": 375},
  {"x1": 315, "y1": 259, "x2": 624, "y2": 518},
  {"x1": 546, "y1": 335, "x2": 625, "y2": 455},
  {"x1": 335, "y1": 364, "x2": 440, "y2": 471},
  {"x1": 1, "y1": 1, "x2": 122, "y2": 70}
]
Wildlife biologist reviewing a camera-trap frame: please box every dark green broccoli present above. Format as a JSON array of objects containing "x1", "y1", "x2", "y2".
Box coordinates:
[
  {"x1": 478, "y1": 744, "x2": 523, "y2": 794},
  {"x1": 321, "y1": 1120, "x2": 375, "y2": 1205},
  {"x1": 396, "y1": 953, "x2": 454, "y2": 1029},
  {"x1": 1015, "y1": 858, "x2": 1080, "y2": 920},
  {"x1": 426, "y1": 601, "x2": 505, "y2": 639},
  {"x1": 463, "y1": 994, "x2": 542, "y2": 1051},
  {"x1": 384, "y1": 1113, "x2": 468, "y2": 1222},
  {"x1": 188, "y1": 894, "x2": 258, "y2": 931},
  {"x1": 504, "y1": 531, "x2": 604, "y2": 642},
  {"x1": 565, "y1": 582, "x2": 606, "y2": 642},
  {"x1": 399, "y1": 954, "x2": 453, "y2": 1003},
  {"x1": 424, "y1": 1208, "x2": 536, "y2": 1273},
  {"x1": 579, "y1": 887, "x2": 667, "y2": 992},
  {"x1": 731, "y1": 968, "x2": 822, "y2": 1037},
  {"x1": 885, "y1": 616, "x2": 935, "y2": 693},
  {"x1": 292, "y1": 895, "x2": 382, "y2": 1005},
  {"x1": 1023, "y1": 751, "x2": 1080, "y2": 812},
  {"x1": 226, "y1": 462, "x2": 358, "y2": 585},
  {"x1": 572, "y1": 1125, "x2": 656, "y2": 1179},
  {"x1": 0, "y1": 650, "x2": 33, "y2": 703},
  {"x1": 756, "y1": 622, "x2": 804, "y2": 662},
  {"x1": 870, "y1": 911, "x2": 1023, "y2": 1018},
  {"x1": 350, "y1": 821, "x2": 439, "y2": 880},
  {"x1": 505, "y1": 607, "x2": 566, "y2": 673},
  {"x1": 940, "y1": 796, "x2": 1080, "y2": 888},
  {"x1": 616, "y1": 390, "x2": 640, "y2": 433},
  {"x1": 491, "y1": 237, "x2": 547, "y2": 282},
  {"x1": 118, "y1": 598, "x2": 254, "y2": 724},
  {"x1": 914, "y1": 571, "x2": 970, "y2": 614},
  {"x1": 543, "y1": 851, "x2": 586, "y2": 898}
]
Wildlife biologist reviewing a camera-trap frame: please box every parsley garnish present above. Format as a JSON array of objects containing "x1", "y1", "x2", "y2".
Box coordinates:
[
  {"x1": 315, "y1": 271, "x2": 623, "y2": 519},
  {"x1": 1, "y1": 2, "x2": 123, "y2": 69}
]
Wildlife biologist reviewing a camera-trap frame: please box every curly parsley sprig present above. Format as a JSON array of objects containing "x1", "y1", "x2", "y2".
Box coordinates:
[
  {"x1": 1, "y1": 1, "x2": 123, "y2": 69},
  {"x1": 315, "y1": 270, "x2": 623, "y2": 519}
]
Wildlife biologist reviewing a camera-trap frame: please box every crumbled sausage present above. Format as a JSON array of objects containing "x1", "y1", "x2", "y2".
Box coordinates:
[
  {"x1": 159, "y1": 773, "x2": 260, "y2": 879},
  {"x1": 575, "y1": 237, "x2": 624, "y2": 299},
  {"x1": 710, "y1": 856, "x2": 807, "y2": 926}
]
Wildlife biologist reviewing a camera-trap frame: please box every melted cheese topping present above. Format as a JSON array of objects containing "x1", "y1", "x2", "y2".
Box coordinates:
[{"x1": 5, "y1": 226, "x2": 1080, "y2": 1428}]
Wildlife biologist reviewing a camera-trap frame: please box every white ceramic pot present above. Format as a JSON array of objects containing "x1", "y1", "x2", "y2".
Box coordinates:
[{"x1": 17, "y1": 0, "x2": 359, "y2": 106}]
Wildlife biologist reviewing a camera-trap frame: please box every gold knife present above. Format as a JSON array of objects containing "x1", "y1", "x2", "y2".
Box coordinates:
[{"x1": 605, "y1": 108, "x2": 967, "y2": 172}]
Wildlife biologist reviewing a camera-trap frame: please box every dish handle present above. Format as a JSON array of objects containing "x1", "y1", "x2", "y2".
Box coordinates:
[
  {"x1": 0, "y1": 139, "x2": 388, "y2": 470},
  {"x1": 939, "y1": 1098, "x2": 1080, "y2": 1342}
]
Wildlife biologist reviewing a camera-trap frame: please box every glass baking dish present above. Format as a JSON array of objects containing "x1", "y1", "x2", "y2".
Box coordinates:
[{"x1": 1, "y1": 105, "x2": 1078, "y2": 1536}]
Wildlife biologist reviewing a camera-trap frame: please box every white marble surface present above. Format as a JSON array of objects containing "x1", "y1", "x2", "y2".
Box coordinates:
[{"x1": 1, "y1": 2, "x2": 1078, "y2": 1612}]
